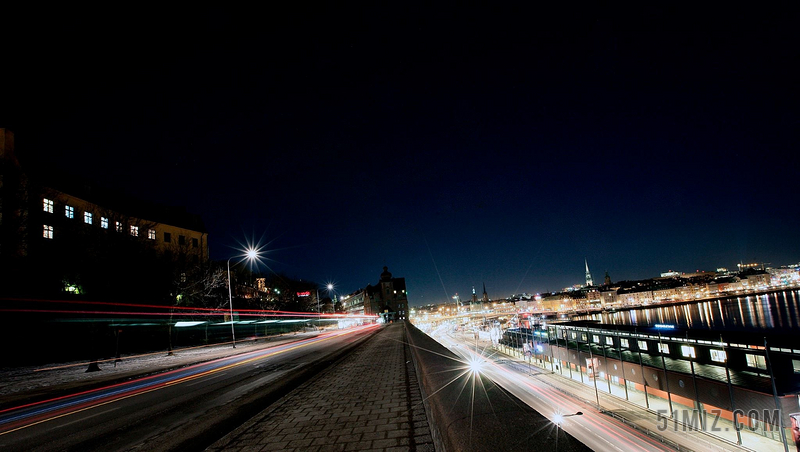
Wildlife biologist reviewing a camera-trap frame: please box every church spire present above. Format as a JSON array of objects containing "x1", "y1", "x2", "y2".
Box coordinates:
[{"x1": 585, "y1": 259, "x2": 593, "y2": 287}]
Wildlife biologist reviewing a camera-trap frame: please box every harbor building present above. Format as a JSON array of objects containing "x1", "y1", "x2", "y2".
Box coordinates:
[{"x1": 503, "y1": 320, "x2": 800, "y2": 450}]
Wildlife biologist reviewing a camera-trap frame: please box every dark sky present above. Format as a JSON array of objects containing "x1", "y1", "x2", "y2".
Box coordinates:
[{"x1": 3, "y1": 4, "x2": 798, "y2": 306}]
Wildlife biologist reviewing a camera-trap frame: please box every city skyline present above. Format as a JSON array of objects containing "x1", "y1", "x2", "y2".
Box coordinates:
[{"x1": 2, "y1": 4, "x2": 797, "y2": 307}]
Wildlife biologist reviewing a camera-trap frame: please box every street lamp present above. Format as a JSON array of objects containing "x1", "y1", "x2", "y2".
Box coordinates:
[
  {"x1": 227, "y1": 246, "x2": 261, "y2": 348},
  {"x1": 553, "y1": 411, "x2": 582, "y2": 445},
  {"x1": 316, "y1": 283, "x2": 335, "y2": 330}
]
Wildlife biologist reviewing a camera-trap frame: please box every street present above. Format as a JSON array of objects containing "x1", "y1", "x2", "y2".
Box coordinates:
[
  {"x1": 0, "y1": 324, "x2": 380, "y2": 451},
  {"x1": 431, "y1": 325, "x2": 677, "y2": 452}
]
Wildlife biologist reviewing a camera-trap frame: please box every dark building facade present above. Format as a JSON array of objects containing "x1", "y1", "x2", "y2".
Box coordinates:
[
  {"x1": 0, "y1": 129, "x2": 208, "y2": 299},
  {"x1": 341, "y1": 267, "x2": 409, "y2": 321}
]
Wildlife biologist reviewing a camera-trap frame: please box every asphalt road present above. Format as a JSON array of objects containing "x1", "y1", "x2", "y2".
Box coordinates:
[
  {"x1": 0, "y1": 324, "x2": 381, "y2": 452},
  {"x1": 432, "y1": 325, "x2": 676, "y2": 452}
]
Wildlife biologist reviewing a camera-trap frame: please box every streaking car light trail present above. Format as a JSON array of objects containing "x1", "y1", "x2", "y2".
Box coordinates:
[
  {"x1": 451, "y1": 340, "x2": 672, "y2": 452},
  {"x1": 0, "y1": 309, "x2": 376, "y2": 319},
  {"x1": 1, "y1": 297, "x2": 378, "y2": 319},
  {"x1": 0, "y1": 323, "x2": 379, "y2": 435}
]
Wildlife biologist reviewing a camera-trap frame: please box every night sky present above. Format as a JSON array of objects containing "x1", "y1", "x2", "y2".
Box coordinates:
[{"x1": 3, "y1": 4, "x2": 798, "y2": 306}]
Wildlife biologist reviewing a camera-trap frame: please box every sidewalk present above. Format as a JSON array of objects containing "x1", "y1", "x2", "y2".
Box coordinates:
[{"x1": 207, "y1": 323, "x2": 435, "y2": 452}]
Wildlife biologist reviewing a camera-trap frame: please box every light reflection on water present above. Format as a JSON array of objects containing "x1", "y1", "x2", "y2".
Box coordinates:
[{"x1": 574, "y1": 290, "x2": 800, "y2": 332}]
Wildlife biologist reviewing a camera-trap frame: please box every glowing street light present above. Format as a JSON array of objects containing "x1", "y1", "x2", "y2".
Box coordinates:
[
  {"x1": 553, "y1": 411, "x2": 582, "y2": 443},
  {"x1": 316, "y1": 283, "x2": 335, "y2": 330},
  {"x1": 227, "y1": 245, "x2": 262, "y2": 348}
]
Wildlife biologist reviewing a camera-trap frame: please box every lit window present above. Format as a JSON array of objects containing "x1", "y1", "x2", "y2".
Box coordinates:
[
  {"x1": 130, "y1": 225, "x2": 138, "y2": 237},
  {"x1": 746, "y1": 353, "x2": 767, "y2": 370},
  {"x1": 605, "y1": 336, "x2": 613, "y2": 346},
  {"x1": 681, "y1": 345, "x2": 696, "y2": 358},
  {"x1": 43, "y1": 225, "x2": 53, "y2": 239},
  {"x1": 84, "y1": 212, "x2": 93, "y2": 224},
  {"x1": 65, "y1": 205, "x2": 74, "y2": 219},
  {"x1": 148, "y1": 229, "x2": 156, "y2": 240},
  {"x1": 620, "y1": 338, "x2": 629, "y2": 348},
  {"x1": 710, "y1": 349, "x2": 727, "y2": 363},
  {"x1": 593, "y1": 335, "x2": 600, "y2": 344},
  {"x1": 659, "y1": 343, "x2": 670, "y2": 354},
  {"x1": 43, "y1": 198, "x2": 54, "y2": 213},
  {"x1": 116, "y1": 221, "x2": 123, "y2": 232},
  {"x1": 793, "y1": 360, "x2": 800, "y2": 374},
  {"x1": 638, "y1": 340, "x2": 648, "y2": 351},
  {"x1": 101, "y1": 217, "x2": 109, "y2": 229}
]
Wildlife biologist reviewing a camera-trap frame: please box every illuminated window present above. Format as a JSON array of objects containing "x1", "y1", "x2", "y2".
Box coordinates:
[
  {"x1": 746, "y1": 353, "x2": 766, "y2": 370},
  {"x1": 84, "y1": 212, "x2": 93, "y2": 224},
  {"x1": 593, "y1": 335, "x2": 600, "y2": 344},
  {"x1": 43, "y1": 225, "x2": 53, "y2": 239},
  {"x1": 116, "y1": 221, "x2": 123, "y2": 232},
  {"x1": 710, "y1": 349, "x2": 727, "y2": 363},
  {"x1": 793, "y1": 360, "x2": 800, "y2": 374},
  {"x1": 43, "y1": 198, "x2": 54, "y2": 213},
  {"x1": 605, "y1": 336, "x2": 614, "y2": 346},
  {"x1": 101, "y1": 217, "x2": 109, "y2": 229},
  {"x1": 681, "y1": 345, "x2": 696, "y2": 358},
  {"x1": 638, "y1": 340, "x2": 648, "y2": 351},
  {"x1": 659, "y1": 343, "x2": 669, "y2": 354},
  {"x1": 148, "y1": 229, "x2": 156, "y2": 240},
  {"x1": 164, "y1": 232, "x2": 171, "y2": 243},
  {"x1": 620, "y1": 338, "x2": 629, "y2": 348},
  {"x1": 130, "y1": 225, "x2": 138, "y2": 237},
  {"x1": 65, "y1": 205, "x2": 74, "y2": 219}
]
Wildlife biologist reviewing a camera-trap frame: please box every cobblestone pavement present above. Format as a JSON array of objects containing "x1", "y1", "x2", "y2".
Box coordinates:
[{"x1": 207, "y1": 322, "x2": 436, "y2": 452}]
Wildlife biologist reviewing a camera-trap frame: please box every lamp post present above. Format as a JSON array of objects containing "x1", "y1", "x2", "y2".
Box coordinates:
[
  {"x1": 315, "y1": 283, "x2": 334, "y2": 331},
  {"x1": 553, "y1": 411, "x2": 582, "y2": 446},
  {"x1": 227, "y1": 247, "x2": 259, "y2": 348}
]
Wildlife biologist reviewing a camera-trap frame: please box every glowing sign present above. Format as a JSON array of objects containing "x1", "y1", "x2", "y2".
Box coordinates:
[
  {"x1": 655, "y1": 324, "x2": 675, "y2": 329},
  {"x1": 297, "y1": 291, "x2": 311, "y2": 297}
]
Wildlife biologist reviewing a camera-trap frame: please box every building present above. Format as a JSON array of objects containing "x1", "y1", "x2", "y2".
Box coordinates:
[
  {"x1": 504, "y1": 321, "x2": 800, "y2": 450},
  {"x1": 0, "y1": 129, "x2": 208, "y2": 297},
  {"x1": 343, "y1": 267, "x2": 409, "y2": 321}
]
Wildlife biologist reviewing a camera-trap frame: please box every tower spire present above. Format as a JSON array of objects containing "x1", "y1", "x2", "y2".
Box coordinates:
[{"x1": 585, "y1": 259, "x2": 593, "y2": 287}]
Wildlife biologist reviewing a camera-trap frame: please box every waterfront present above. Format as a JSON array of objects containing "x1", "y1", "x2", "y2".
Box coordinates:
[{"x1": 574, "y1": 289, "x2": 800, "y2": 332}]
